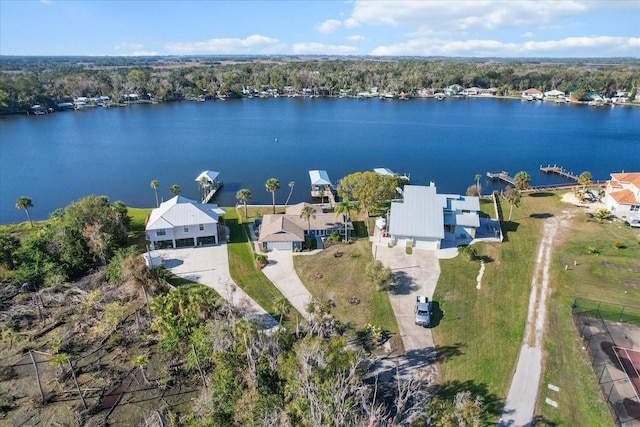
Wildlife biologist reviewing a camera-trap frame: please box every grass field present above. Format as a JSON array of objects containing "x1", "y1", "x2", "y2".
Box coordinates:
[
  {"x1": 432, "y1": 190, "x2": 640, "y2": 425},
  {"x1": 293, "y1": 239, "x2": 401, "y2": 349}
]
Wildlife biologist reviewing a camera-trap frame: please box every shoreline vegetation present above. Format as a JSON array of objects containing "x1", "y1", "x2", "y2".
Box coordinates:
[{"x1": 1, "y1": 55, "x2": 638, "y2": 114}]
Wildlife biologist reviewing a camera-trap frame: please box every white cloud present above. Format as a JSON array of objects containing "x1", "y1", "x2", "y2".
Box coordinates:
[
  {"x1": 292, "y1": 42, "x2": 358, "y2": 55},
  {"x1": 521, "y1": 32, "x2": 535, "y2": 38},
  {"x1": 371, "y1": 36, "x2": 640, "y2": 57},
  {"x1": 350, "y1": 0, "x2": 638, "y2": 33},
  {"x1": 166, "y1": 35, "x2": 280, "y2": 54},
  {"x1": 346, "y1": 35, "x2": 368, "y2": 42},
  {"x1": 344, "y1": 17, "x2": 360, "y2": 29},
  {"x1": 317, "y1": 19, "x2": 341, "y2": 34},
  {"x1": 114, "y1": 42, "x2": 144, "y2": 51}
]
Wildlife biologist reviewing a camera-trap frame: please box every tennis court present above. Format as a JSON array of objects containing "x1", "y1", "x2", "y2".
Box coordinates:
[{"x1": 615, "y1": 347, "x2": 640, "y2": 400}]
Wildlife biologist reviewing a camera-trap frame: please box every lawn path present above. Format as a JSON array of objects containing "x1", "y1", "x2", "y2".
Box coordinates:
[{"x1": 498, "y1": 212, "x2": 571, "y2": 426}]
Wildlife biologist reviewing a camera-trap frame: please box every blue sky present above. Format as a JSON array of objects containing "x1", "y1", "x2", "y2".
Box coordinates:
[{"x1": 1, "y1": 0, "x2": 639, "y2": 57}]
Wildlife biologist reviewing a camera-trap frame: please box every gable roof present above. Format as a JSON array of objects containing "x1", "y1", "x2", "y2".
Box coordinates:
[
  {"x1": 609, "y1": 189, "x2": 639, "y2": 205},
  {"x1": 258, "y1": 215, "x2": 305, "y2": 242},
  {"x1": 610, "y1": 172, "x2": 640, "y2": 189},
  {"x1": 285, "y1": 202, "x2": 322, "y2": 216},
  {"x1": 146, "y1": 196, "x2": 221, "y2": 230},
  {"x1": 195, "y1": 170, "x2": 220, "y2": 183},
  {"x1": 389, "y1": 185, "x2": 444, "y2": 239},
  {"x1": 309, "y1": 170, "x2": 332, "y2": 186}
]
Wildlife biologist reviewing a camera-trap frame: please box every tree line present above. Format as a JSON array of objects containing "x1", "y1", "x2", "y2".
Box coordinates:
[{"x1": 1, "y1": 56, "x2": 638, "y2": 112}]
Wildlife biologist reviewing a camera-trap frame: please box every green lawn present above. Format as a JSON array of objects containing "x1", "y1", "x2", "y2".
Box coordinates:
[
  {"x1": 224, "y1": 207, "x2": 298, "y2": 324},
  {"x1": 432, "y1": 191, "x2": 640, "y2": 425},
  {"x1": 293, "y1": 239, "x2": 400, "y2": 349}
]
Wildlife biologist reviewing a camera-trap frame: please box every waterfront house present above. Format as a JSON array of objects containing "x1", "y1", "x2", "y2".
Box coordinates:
[
  {"x1": 604, "y1": 172, "x2": 640, "y2": 220},
  {"x1": 543, "y1": 89, "x2": 565, "y2": 99},
  {"x1": 146, "y1": 196, "x2": 225, "y2": 249},
  {"x1": 258, "y1": 203, "x2": 351, "y2": 251},
  {"x1": 522, "y1": 88, "x2": 543, "y2": 100},
  {"x1": 388, "y1": 184, "x2": 480, "y2": 250}
]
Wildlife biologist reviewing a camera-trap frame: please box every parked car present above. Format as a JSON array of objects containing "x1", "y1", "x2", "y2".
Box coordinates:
[
  {"x1": 624, "y1": 217, "x2": 640, "y2": 228},
  {"x1": 415, "y1": 295, "x2": 433, "y2": 327}
]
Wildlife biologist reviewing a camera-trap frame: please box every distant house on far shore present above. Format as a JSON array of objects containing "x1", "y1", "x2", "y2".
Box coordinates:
[
  {"x1": 604, "y1": 172, "x2": 640, "y2": 220},
  {"x1": 522, "y1": 88, "x2": 543, "y2": 100}
]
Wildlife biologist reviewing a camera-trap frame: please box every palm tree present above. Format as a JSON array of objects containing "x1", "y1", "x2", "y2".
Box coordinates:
[
  {"x1": 273, "y1": 297, "x2": 292, "y2": 325},
  {"x1": 265, "y1": 178, "x2": 280, "y2": 214},
  {"x1": 334, "y1": 198, "x2": 359, "y2": 239},
  {"x1": 513, "y1": 171, "x2": 531, "y2": 191},
  {"x1": 236, "y1": 188, "x2": 252, "y2": 218},
  {"x1": 285, "y1": 181, "x2": 295, "y2": 206},
  {"x1": 15, "y1": 196, "x2": 33, "y2": 227},
  {"x1": 475, "y1": 174, "x2": 482, "y2": 196},
  {"x1": 150, "y1": 180, "x2": 159, "y2": 207},
  {"x1": 169, "y1": 184, "x2": 181, "y2": 196},
  {"x1": 300, "y1": 205, "x2": 316, "y2": 234},
  {"x1": 578, "y1": 171, "x2": 593, "y2": 197},
  {"x1": 198, "y1": 176, "x2": 210, "y2": 202},
  {"x1": 505, "y1": 187, "x2": 521, "y2": 220}
]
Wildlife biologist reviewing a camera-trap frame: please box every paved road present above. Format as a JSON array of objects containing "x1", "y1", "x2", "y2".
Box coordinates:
[{"x1": 153, "y1": 244, "x2": 278, "y2": 329}]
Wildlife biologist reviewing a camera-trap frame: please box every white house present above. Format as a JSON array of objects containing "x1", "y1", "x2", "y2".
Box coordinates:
[
  {"x1": 145, "y1": 196, "x2": 225, "y2": 249},
  {"x1": 604, "y1": 172, "x2": 640, "y2": 219},
  {"x1": 522, "y1": 88, "x2": 543, "y2": 100},
  {"x1": 388, "y1": 184, "x2": 480, "y2": 250},
  {"x1": 543, "y1": 89, "x2": 565, "y2": 98}
]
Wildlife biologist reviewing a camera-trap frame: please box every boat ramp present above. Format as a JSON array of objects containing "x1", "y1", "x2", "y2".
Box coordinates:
[{"x1": 196, "y1": 170, "x2": 223, "y2": 203}]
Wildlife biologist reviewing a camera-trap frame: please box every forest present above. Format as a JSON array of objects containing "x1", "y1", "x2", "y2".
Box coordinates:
[{"x1": 1, "y1": 55, "x2": 639, "y2": 112}]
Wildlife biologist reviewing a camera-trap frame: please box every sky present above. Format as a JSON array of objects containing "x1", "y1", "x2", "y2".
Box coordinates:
[{"x1": 1, "y1": 0, "x2": 639, "y2": 58}]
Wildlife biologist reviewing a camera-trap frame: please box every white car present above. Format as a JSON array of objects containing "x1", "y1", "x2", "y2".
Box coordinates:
[{"x1": 415, "y1": 295, "x2": 433, "y2": 327}]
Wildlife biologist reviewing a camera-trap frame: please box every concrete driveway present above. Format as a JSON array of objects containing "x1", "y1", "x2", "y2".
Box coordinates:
[
  {"x1": 369, "y1": 242, "x2": 441, "y2": 383},
  {"x1": 261, "y1": 249, "x2": 313, "y2": 320},
  {"x1": 153, "y1": 245, "x2": 278, "y2": 329}
]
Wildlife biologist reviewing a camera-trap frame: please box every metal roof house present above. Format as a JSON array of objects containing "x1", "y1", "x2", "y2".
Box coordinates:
[
  {"x1": 388, "y1": 184, "x2": 480, "y2": 250},
  {"x1": 146, "y1": 196, "x2": 225, "y2": 249}
]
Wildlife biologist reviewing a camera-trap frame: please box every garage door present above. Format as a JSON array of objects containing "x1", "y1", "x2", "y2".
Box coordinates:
[
  {"x1": 415, "y1": 239, "x2": 439, "y2": 250},
  {"x1": 268, "y1": 241, "x2": 293, "y2": 251}
]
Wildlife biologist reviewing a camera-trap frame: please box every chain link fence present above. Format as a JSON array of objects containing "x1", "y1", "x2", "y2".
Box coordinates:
[{"x1": 572, "y1": 298, "x2": 640, "y2": 426}]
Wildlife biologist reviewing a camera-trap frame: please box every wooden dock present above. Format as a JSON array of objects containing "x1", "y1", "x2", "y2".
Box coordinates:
[
  {"x1": 201, "y1": 181, "x2": 223, "y2": 203},
  {"x1": 487, "y1": 171, "x2": 514, "y2": 186},
  {"x1": 539, "y1": 165, "x2": 578, "y2": 181}
]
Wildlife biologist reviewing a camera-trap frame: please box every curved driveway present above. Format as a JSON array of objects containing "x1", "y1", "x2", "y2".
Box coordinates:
[{"x1": 153, "y1": 244, "x2": 278, "y2": 329}]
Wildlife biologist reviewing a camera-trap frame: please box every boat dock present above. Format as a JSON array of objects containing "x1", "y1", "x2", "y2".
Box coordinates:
[
  {"x1": 309, "y1": 170, "x2": 336, "y2": 206},
  {"x1": 487, "y1": 171, "x2": 515, "y2": 186},
  {"x1": 539, "y1": 165, "x2": 578, "y2": 181},
  {"x1": 196, "y1": 170, "x2": 223, "y2": 203}
]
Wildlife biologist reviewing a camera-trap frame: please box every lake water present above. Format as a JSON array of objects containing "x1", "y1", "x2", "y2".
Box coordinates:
[{"x1": 1, "y1": 97, "x2": 639, "y2": 224}]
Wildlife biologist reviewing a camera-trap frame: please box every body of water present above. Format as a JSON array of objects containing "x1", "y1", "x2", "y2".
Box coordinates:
[{"x1": 1, "y1": 97, "x2": 638, "y2": 224}]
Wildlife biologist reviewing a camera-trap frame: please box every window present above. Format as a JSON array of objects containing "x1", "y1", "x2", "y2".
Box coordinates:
[
  {"x1": 444, "y1": 224, "x2": 455, "y2": 233},
  {"x1": 156, "y1": 229, "x2": 166, "y2": 236},
  {"x1": 631, "y1": 205, "x2": 640, "y2": 212},
  {"x1": 199, "y1": 224, "x2": 205, "y2": 231},
  {"x1": 184, "y1": 226, "x2": 189, "y2": 232}
]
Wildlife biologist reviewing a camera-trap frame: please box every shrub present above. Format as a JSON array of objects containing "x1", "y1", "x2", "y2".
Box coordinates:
[
  {"x1": 586, "y1": 246, "x2": 599, "y2": 254},
  {"x1": 595, "y1": 209, "x2": 612, "y2": 220},
  {"x1": 613, "y1": 241, "x2": 624, "y2": 249},
  {"x1": 406, "y1": 246, "x2": 413, "y2": 254}
]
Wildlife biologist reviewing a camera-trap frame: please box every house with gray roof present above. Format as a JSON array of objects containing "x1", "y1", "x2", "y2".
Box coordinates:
[
  {"x1": 145, "y1": 196, "x2": 225, "y2": 249},
  {"x1": 258, "y1": 202, "x2": 351, "y2": 251},
  {"x1": 388, "y1": 184, "x2": 479, "y2": 250}
]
